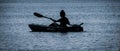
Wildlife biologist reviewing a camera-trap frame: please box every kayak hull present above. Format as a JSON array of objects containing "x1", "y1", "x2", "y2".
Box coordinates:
[{"x1": 29, "y1": 24, "x2": 83, "y2": 32}]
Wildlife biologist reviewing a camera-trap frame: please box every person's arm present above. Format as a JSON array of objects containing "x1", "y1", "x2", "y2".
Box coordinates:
[
  {"x1": 67, "y1": 21, "x2": 70, "y2": 25},
  {"x1": 67, "y1": 18, "x2": 70, "y2": 25}
]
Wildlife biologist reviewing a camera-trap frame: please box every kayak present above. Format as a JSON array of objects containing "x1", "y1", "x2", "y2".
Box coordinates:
[{"x1": 29, "y1": 24, "x2": 84, "y2": 32}]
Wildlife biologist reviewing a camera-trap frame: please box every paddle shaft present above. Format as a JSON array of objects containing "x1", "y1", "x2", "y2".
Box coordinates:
[{"x1": 43, "y1": 16, "x2": 56, "y2": 22}]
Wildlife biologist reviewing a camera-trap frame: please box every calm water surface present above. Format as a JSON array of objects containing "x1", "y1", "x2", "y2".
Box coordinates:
[{"x1": 0, "y1": 3, "x2": 120, "y2": 51}]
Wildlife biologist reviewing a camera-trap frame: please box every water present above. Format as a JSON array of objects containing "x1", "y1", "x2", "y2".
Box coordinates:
[{"x1": 0, "y1": 3, "x2": 120, "y2": 51}]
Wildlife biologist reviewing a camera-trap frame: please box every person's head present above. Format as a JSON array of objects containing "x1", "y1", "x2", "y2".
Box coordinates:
[{"x1": 60, "y1": 10, "x2": 66, "y2": 17}]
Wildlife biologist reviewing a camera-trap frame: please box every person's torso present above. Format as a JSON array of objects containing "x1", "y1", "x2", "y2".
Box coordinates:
[{"x1": 59, "y1": 17, "x2": 70, "y2": 27}]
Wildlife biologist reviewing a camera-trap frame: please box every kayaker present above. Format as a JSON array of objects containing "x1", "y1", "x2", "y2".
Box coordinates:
[{"x1": 54, "y1": 10, "x2": 70, "y2": 27}]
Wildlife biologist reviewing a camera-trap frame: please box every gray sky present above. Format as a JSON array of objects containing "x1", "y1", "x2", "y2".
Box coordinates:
[{"x1": 0, "y1": 0, "x2": 120, "y2": 3}]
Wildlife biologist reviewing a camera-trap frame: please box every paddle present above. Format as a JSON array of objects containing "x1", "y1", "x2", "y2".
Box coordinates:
[{"x1": 33, "y1": 12, "x2": 56, "y2": 22}]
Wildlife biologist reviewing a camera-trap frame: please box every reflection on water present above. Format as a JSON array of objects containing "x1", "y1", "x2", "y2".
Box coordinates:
[{"x1": 0, "y1": 3, "x2": 120, "y2": 51}]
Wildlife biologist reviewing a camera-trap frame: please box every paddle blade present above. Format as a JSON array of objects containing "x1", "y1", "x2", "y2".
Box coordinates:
[{"x1": 33, "y1": 12, "x2": 44, "y2": 17}]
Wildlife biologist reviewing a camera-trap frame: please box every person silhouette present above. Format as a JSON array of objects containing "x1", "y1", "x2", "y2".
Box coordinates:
[
  {"x1": 49, "y1": 10, "x2": 70, "y2": 27},
  {"x1": 55, "y1": 10, "x2": 70, "y2": 27}
]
